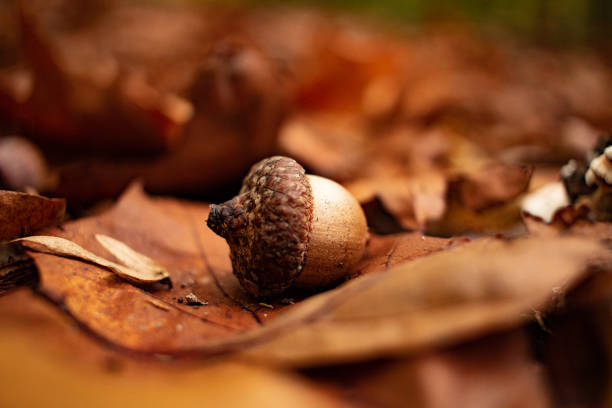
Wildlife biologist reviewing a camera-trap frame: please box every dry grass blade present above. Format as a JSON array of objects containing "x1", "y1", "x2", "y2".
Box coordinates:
[{"x1": 16, "y1": 236, "x2": 169, "y2": 284}]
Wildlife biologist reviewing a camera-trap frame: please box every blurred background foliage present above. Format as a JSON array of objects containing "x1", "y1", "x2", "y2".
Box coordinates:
[{"x1": 214, "y1": 0, "x2": 612, "y2": 46}]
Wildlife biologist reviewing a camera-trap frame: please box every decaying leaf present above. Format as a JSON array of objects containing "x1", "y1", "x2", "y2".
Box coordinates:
[
  {"x1": 241, "y1": 236, "x2": 608, "y2": 366},
  {"x1": 95, "y1": 234, "x2": 169, "y2": 280},
  {"x1": 448, "y1": 163, "x2": 533, "y2": 212},
  {"x1": 23, "y1": 185, "x2": 610, "y2": 366},
  {"x1": 1, "y1": 0, "x2": 612, "y2": 406},
  {"x1": 24, "y1": 184, "x2": 457, "y2": 354},
  {"x1": 1, "y1": 3, "x2": 289, "y2": 205},
  {"x1": 0, "y1": 289, "x2": 342, "y2": 408},
  {"x1": 351, "y1": 232, "x2": 465, "y2": 280},
  {"x1": 0, "y1": 2, "x2": 611, "y2": 404},
  {"x1": 426, "y1": 199, "x2": 526, "y2": 237},
  {"x1": 0, "y1": 190, "x2": 65, "y2": 241},
  {"x1": 348, "y1": 173, "x2": 447, "y2": 231},
  {"x1": 308, "y1": 330, "x2": 552, "y2": 408},
  {"x1": 523, "y1": 207, "x2": 612, "y2": 241},
  {"x1": 278, "y1": 115, "x2": 365, "y2": 181},
  {"x1": 346, "y1": 161, "x2": 534, "y2": 235},
  {"x1": 17, "y1": 235, "x2": 169, "y2": 284}
]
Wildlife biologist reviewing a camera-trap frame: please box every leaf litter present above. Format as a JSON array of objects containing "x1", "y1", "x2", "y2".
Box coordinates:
[
  {"x1": 0, "y1": 1, "x2": 611, "y2": 405},
  {"x1": 15, "y1": 185, "x2": 610, "y2": 367},
  {"x1": 17, "y1": 234, "x2": 169, "y2": 284}
]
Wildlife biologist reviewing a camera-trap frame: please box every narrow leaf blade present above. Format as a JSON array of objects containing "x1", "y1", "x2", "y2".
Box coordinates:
[{"x1": 17, "y1": 236, "x2": 168, "y2": 284}]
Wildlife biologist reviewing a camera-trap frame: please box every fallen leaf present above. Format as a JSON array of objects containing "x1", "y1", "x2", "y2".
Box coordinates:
[
  {"x1": 28, "y1": 185, "x2": 252, "y2": 353},
  {"x1": 24, "y1": 184, "x2": 456, "y2": 354},
  {"x1": 426, "y1": 199, "x2": 526, "y2": 237},
  {"x1": 13, "y1": 2, "x2": 194, "y2": 153},
  {"x1": 278, "y1": 115, "x2": 364, "y2": 181},
  {"x1": 24, "y1": 185, "x2": 608, "y2": 366},
  {"x1": 4, "y1": 5, "x2": 288, "y2": 205},
  {"x1": 422, "y1": 163, "x2": 535, "y2": 237},
  {"x1": 347, "y1": 161, "x2": 532, "y2": 235},
  {"x1": 449, "y1": 163, "x2": 533, "y2": 212},
  {"x1": 307, "y1": 330, "x2": 552, "y2": 408},
  {"x1": 523, "y1": 208, "x2": 612, "y2": 240},
  {"x1": 4, "y1": 6, "x2": 612, "y2": 393},
  {"x1": 0, "y1": 289, "x2": 342, "y2": 408},
  {"x1": 0, "y1": 190, "x2": 65, "y2": 241},
  {"x1": 404, "y1": 331, "x2": 551, "y2": 408},
  {"x1": 348, "y1": 173, "x2": 447, "y2": 231},
  {"x1": 258, "y1": 232, "x2": 460, "y2": 323},
  {"x1": 18, "y1": 235, "x2": 169, "y2": 284},
  {"x1": 532, "y1": 297, "x2": 612, "y2": 408},
  {"x1": 351, "y1": 233, "x2": 464, "y2": 280},
  {"x1": 95, "y1": 234, "x2": 169, "y2": 280},
  {"x1": 241, "y1": 236, "x2": 607, "y2": 366}
]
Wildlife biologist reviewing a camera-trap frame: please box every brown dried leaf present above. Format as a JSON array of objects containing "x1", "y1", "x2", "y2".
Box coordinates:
[
  {"x1": 2, "y1": 4, "x2": 289, "y2": 206},
  {"x1": 242, "y1": 236, "x2": 607, "y2": 366},
  {"x1": 449, "y1": 163, "x2": 533, "y2": 212},
  {"x1": 0, "y1": 289, "x2": 342, "y2": 408},
  {"x1": 48, "y1": 38, "x2": 288, "y2": 204},
  {"x1": 28, "y1": 185, "x2": 251, "y2": 353},
  {"x1": 25, "y1": 184, "x2": 455, "y2": 354},
  {"x1": 348, "y1": 174, "x2": 447, "y2": 231},
  {"x1": 352, "y1": 233, "x2": 464, "y2": 280},
  {"x1": 18, "y1": 235, "x2": 169, "y2": 284},
  {"x1": 523, "y1": 208, "x2": 612, "y2": 240},
  {"x1": 12, "y1": 2, "x2": 194, "y2": 153},
  {"x1": 309, "y1": 330, "x2": 552, "y2": 408},
  {"x1": 278, "y1": 116, "x2": 364, "y2": 181},
  {"x1": 0, "y1": 190, "x2": 65, "y2": 241},
  {"x1": 525, "y1": 286, "x2": 612, "y2": 408},
  {"x1": 426, "y1": 199, "x2": 526, "y2": 237},
  {"x1": 95, "y1": 234, "x2": 168, "y2": 280},
  {"x1": 424, "y1": 163, "x2": 535, "y2": 236},
  {"x1": 23, "y1": 185, "x2": 608, "y2": 369}
]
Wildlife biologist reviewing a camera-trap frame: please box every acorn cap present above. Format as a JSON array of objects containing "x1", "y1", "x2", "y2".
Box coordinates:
[
  {"x1": 585, "y1": 146, "x2": 612, "y2": 187},
  {"x1": 207, "y1": 156, "x2": 313, "y2": 298}
]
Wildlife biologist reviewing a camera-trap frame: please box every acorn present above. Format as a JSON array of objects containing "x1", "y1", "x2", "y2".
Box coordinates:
[{"x1": 206, "y1": 156, "x2": 368, "y2": 298}]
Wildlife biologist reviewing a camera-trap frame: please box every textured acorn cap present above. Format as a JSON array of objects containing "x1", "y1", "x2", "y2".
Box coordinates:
[{"x1": 207, "y1": 156, "x2": 314, "y2": 298}]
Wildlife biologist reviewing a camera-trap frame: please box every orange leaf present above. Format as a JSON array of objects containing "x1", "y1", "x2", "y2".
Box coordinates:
[{"x1": 26, "y1": 184, "x2": 454, "y2": 356}]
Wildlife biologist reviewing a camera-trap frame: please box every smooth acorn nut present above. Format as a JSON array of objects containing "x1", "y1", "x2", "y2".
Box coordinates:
[{"x1": 206, "y1": 156, "x2": 368, "y2": 298}]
